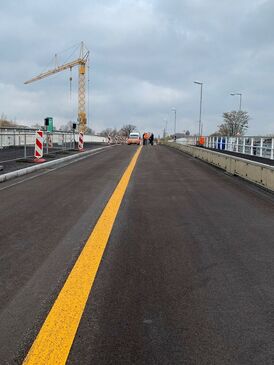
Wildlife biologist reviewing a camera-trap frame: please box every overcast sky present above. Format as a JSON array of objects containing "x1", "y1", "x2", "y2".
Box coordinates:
[{"x1": 0, "y1": 0, "x2": 274, "y2": 136}]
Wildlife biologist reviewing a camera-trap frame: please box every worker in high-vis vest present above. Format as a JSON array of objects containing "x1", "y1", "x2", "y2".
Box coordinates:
[
  {"x1": 143, "y1": 132, "x2": 149, "y2": 145},
  {"x1": 143, "y1": 133, "x2": 146, "y2": 145}
]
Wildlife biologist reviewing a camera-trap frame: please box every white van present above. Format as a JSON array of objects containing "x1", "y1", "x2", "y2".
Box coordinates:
[{"x1": 127, "y1": 132, "x2": 141, "y2": 145}]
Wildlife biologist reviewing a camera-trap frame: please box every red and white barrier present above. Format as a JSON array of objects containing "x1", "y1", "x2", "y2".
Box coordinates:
[
  {"x1": 48, "y1": 134, "x2": 53, "y2": 148},
  {"x1": 34, "y1": 130, "x2": 46, "y2": 163},
  {"x1": 78, "y1": 132, "x2": 84, "y2": 150}
]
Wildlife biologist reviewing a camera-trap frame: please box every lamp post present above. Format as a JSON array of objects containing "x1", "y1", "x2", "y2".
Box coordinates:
[
  {"x1": 194, "y1": 81, "x2": 203, "y2": 136},
  {"x1": 163, "y1": 119, "x2": 168, "y2": 139},
  {"x1": 230, "y1": 92, "x2": 242, "y2": 111},
  {"x1": 171, "y1": 108, "x2": 176, "y2": 139}
]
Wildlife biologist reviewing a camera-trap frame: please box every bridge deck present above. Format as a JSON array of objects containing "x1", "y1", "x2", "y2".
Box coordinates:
[{"x1": 0, "y1": 145, "x2": 274, "y2": 364}]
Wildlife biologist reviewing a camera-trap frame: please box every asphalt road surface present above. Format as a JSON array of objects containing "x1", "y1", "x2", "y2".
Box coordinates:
[{"x1": 1, "y1": 144, "x2": 274, "y2": 364}]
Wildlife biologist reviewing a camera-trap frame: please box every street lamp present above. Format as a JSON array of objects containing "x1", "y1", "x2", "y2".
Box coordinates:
[
  {"x1": 163, "y1": 119, "x2": 168, "y2": 138},
  {"x1": 230, "y1": 92, "x2": 242, "y2": 111},
  {"x1": 194, "y1": 81, "x2": 203, "y2": 136},
  {"x1": 171, "y1": 108, "x2": 176, "y2": 139}
]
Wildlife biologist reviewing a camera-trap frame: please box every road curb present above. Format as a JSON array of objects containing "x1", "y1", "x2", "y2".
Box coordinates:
[{"x1": 0, "y1": 146, "x2": 112, "y2": 184}]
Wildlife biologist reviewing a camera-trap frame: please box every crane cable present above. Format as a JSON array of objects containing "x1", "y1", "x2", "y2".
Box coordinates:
[
  {"x1": 69, "y1": 67, "x2": 72, "y2": 103},
  {"x1": 69, "y1": 67, "x2": 73, "y2": 120}
]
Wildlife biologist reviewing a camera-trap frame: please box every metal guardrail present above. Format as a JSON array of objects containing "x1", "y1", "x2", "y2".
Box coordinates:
[
  {"x1": 176, "y1": 136, "x2": 274, "y2": 160},
  {"x1": 0, "y1": 131, "x2": 76, "y2": 163},
  {"x1": 0, "y1": 130, "x2": 107, "y2": 163}
]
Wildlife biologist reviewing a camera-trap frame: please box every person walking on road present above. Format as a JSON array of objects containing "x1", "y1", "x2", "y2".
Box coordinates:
[
  {"x1": 149, "y1": 133, "x2": 154, "y2": 146},
  {"x1": 143, "y1": 133, "x2": 146, "y2": 146},
  {"x1": 143, "y1": 132, "x2": 150, "y2": 145}
]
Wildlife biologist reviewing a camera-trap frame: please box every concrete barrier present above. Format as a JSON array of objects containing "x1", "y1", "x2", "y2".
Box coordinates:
[{"x1": 164, "y1": 142, "x2": 274, "y2": 192}]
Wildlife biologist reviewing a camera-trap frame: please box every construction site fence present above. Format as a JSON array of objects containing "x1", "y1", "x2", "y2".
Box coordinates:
[
  {"x1": 175, "y1": 135, "x2": 274, "y2": 160},
  {"x1": 0, "y1": 130, "x2": 107, "y2": 147},
  {"x1": 0, "y1": 130, "x2": 107, "y2": 163}
]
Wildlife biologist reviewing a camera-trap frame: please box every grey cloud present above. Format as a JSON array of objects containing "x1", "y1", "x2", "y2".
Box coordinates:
[{"x1": 0, "y1": 0, "x2": 274, "y2": 136}]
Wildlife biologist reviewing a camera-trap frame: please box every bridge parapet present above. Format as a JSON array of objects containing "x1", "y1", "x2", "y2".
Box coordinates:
[{"x1": 164, "y1": 142, "x2": 274, "y2": 192}]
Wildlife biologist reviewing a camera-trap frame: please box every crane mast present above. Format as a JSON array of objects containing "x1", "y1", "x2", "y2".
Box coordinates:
[{"x1": 24, "y1": 42, "x2": 89, "y2": 133}]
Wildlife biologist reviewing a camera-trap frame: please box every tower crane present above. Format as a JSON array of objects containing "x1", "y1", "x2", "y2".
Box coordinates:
[{"x1": 24, "y1": 42, "x2": 89, "y2": 132}]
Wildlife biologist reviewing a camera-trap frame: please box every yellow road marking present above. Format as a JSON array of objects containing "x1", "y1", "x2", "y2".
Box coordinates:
[{"x1": 23, "y1": 146, "x2": 142, "y2": 365}]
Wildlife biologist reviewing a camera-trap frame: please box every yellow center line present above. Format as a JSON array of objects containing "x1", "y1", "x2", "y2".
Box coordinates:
[{"x1": 23, "y1": 146, "x2": 142, "y2": 365}]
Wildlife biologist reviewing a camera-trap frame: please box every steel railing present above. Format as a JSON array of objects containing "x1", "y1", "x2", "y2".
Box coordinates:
[
  {"x1": 0, "y1": 129, "x2": 107, "y2": 164},
  {"x1": 176, "y1": 136, "x2": 274, "y2": 160}
]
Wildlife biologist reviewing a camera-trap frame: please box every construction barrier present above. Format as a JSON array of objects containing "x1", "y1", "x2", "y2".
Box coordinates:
[
  {"x1": 34, "y1": 130, "x2": 46, "y2": 163},
  {"x1": 78, "y1": 132, "x2": 84, "y2": 150},
  {"x1": 47, "y1": 134, "x2": 53, "y2": 148},
  {"x1": 199, "y1": 136, "x2": 205, "y2": 145}
]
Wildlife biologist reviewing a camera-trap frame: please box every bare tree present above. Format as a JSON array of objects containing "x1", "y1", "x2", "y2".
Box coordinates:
[
  {"x1": 120, "y1": 124, "x2": 136, "y2": 137},
  {"x1": 31, "y1": 123, "x2": 42, "y2": 130},
  {"x1": 59, "y1": 121, "x2": 74, "y2": 131},
  {"x1": 218, "y1": 110, "x2": 249, "y2": 136},
  {"x1": 85, "y1": 127, "x2": 96, "y2": 135},
  {"x1": 0, "y1": 114, "x2": 17, "y2": 128},
  {"x1": 99, "y1": 125, "x2": 137, "y2": 138},
  {"x1": 100, "y1": 128, "x2": 115, "y2": 137}
]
